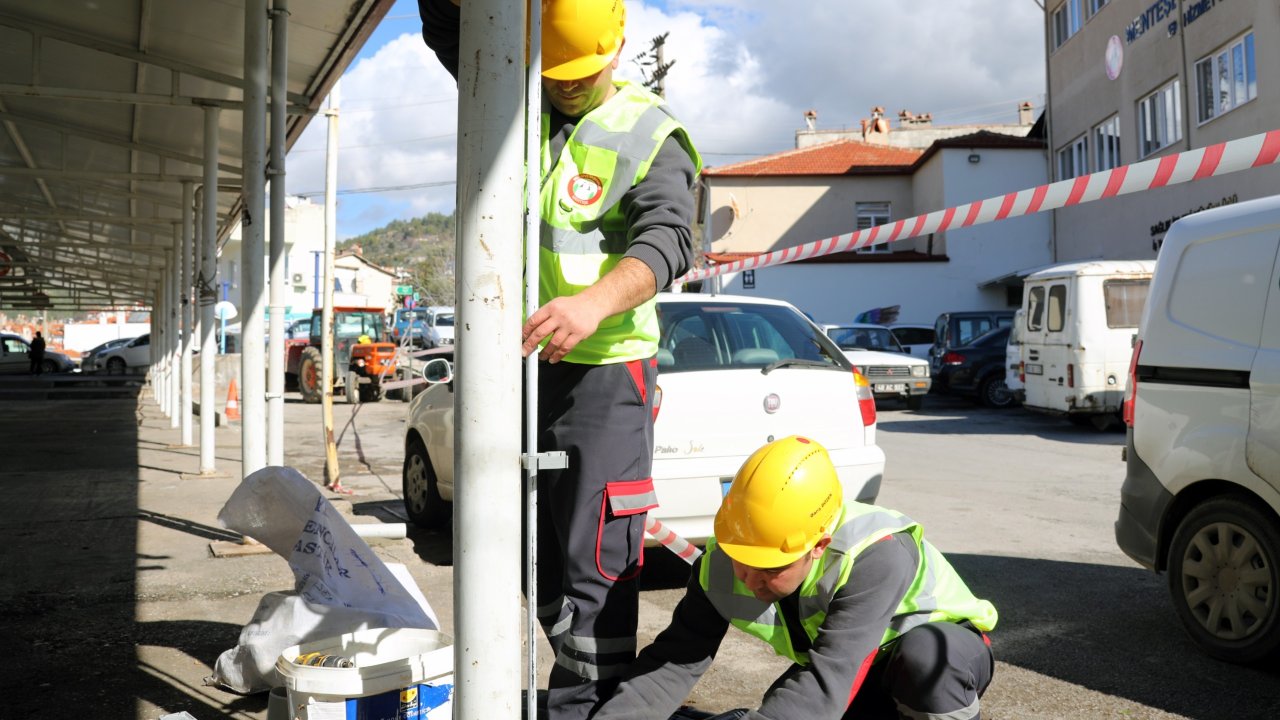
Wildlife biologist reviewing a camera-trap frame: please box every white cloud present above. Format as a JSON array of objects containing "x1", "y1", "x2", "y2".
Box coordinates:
[{"x1": 290, "y1": 0, "x2": 1046, "y2": 236}]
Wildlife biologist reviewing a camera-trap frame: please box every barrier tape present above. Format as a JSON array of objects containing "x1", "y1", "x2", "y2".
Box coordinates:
[
  {"x1": 645, "y1": 516, "x2": 702, "y2": 564},
  {"x1": 679, "y1": 128, "x2": 1280, "y2": 284}
]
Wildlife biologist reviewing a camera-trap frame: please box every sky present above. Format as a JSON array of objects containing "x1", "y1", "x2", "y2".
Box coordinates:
[{"x1": 285, "y1": 0, "x2": 1048, "y2": 240}]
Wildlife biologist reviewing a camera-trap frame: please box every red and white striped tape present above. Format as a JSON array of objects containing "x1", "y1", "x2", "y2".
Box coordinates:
[
  {"x1": 679, "y1": 128, "x2": 1280, "y2": 284},
  {"x1": 645, "y1": 516, "x2": 702, "y2": 565}
]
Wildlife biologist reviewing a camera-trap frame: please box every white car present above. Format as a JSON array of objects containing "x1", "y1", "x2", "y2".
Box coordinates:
[
  {"x1": 94, "y1": 333, "x2": 152, "y2": 373},
  {"x1": 403, "y1": 293, "x2": 887, "y2": 546},
  {"x1": 426, "y1": 306, "x2": 455, "y2": 346},
  {"x1": 823, "y1": 323, "x2": 931, "y2": 410},
  {"x1": 887, "y1": 323, "x2": 936, "y2": 359}
]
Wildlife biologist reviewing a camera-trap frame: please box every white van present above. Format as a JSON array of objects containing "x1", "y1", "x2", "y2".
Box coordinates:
[
  {"x1": 1020, "y1": 260, "x2": 1154, "y2": 429},
  {"x1": 1116, "y1": 193, "x2": 1280, "y2": 663},
  {"x1": 1005, "y1": 308, "x2": 1025, "y2": 401}
]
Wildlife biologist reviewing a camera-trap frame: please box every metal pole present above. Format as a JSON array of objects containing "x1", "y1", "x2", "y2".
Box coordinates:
[
  {"x1": 169, "y1": 235, "x2": 180, "y2": 428},
  {"x1": 241, "y1": 0, "x2": 269, "y2": 476},
  {"x1": 522, "y1": 1, "x2": 542, "y2": 717},
  {"x1": 200, "y1": 107, "x2": 221, "y2": 473},
  {"x1": 157, "y1": 266, "x2": 168, "y2": 412},
  {"x1": 150, "y1": 289, "x2": 161, "y2": 406},
  {"x1": 456, "y1": 0, "x2": 525, "y2": 715},
  {"x1": 180, "y1": 181, "x2": 195, "y2": 446},
  {"x1": 267, "y1": 0, "x2": 289, "y2": 467},
  {"x1": 321, "y1": 84, "x2": 340, "y2": 488}
]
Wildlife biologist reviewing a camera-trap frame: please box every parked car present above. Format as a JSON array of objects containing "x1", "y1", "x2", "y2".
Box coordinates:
[
  {"x1": 934, "y1": 325, "x2": 1016, "y2": 408},
  {"x1": 887, "y1": 323, "x2": 936, "y2": 359},
  {"x1": 822, "y1": 323, "x2": 931, "y2": 410},
  {"x1": 1020, "y1": 260, "x2": 1154, "y2": 430},
  {"x1": 391, "y1": 308, "x2": 440, "y2": 349},
  {"x1": 80, "y1": 336, "x2": 136, "y2": 372},
  {"x1": 426, "y1": 306, "x2": 455, "y2": 346},
  {"x1": 929, "y1": 310, "x2": 1015, "y2": 389},
  {"x1": 94, "y1": 333, "x2": 152, "y2": 373},
  {"x1": 1116, "y1": 194, "x2": 1280, "y2": 664},
  {"x1": 1005, "y1": 309, "x2": 1025, "y2": 403},
  {"x1": 0, "y1": 334, "x2": 75, "y2": 374},
  {"x1": 403, "y1": 293, "x2": 887, "y2": 544}
]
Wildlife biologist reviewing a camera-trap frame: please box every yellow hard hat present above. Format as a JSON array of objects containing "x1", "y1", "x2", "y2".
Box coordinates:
[
  {"x1": 542, "y1": 0, "x2": 626, "y2": 81},
  {"x1": 714, "y1": 436, "x2": 844, "y2": 568}
]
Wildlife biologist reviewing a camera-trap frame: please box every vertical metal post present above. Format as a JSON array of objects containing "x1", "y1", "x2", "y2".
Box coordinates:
[
  {"x1": 456, "y1": 0, "x2": 525, "y2": 715},
  {"x1": 157, "y1": 266, "x2": 169, "y2": 412},
  {"x1": 522, "y1": 2, "x2": 542, "y2": 717},
  {"x1": 241, "y1": 0, "x2": 269, "y2": 476},
  {"x1": 181, "y1": 181, "x2": 195, "y2": 446},
  {"x1": 169, "y1": 236, "x2": 180, "y2": 427},
  {"x1": 150, "y1": 289, "x2": 161, "y2": 406},
  {"x1": 267, "y1": 0, "x2": 290, "y2": 467},
  {"x1": 200, "y1": 107, "x2": 221, "y2": 473},
  {"x1": 321, "y1": 84, "x2": 340, "y2": 488}
]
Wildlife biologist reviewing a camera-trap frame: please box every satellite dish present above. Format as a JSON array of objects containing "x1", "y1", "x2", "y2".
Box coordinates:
[{"x1": 214, "y1": 301, "x2": 238, "y2": 320}]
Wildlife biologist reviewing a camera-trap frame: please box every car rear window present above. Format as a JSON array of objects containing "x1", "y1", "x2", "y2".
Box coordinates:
[
  {"x1": 890, "y1": 327, "x2": 934, "y2": 346},
  {"x1": 657, "y1": 302, "x2": 845, "y2": 373}
]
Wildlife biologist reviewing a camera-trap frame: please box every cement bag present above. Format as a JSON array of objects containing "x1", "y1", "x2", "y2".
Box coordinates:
[{"x1": 208, "y1": 466, "x2": 438, "y2": 694}]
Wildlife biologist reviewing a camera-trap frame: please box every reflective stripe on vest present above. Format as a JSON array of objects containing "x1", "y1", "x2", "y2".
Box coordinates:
[
  {"x1": 539, "y1": 81, "x2": 701, "y2": 365},
  {"x1": 700, "y1": 502, "x2": 999, "y2": 666}
]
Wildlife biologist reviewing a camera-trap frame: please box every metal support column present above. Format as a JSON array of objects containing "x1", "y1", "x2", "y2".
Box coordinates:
[
  {"x1": 169, "y1": 232, "x2": 180, "y2": 428},
  {"x1": 156, "y1": 271, "x2": 168, "y2": 412},
  {"x1": 241, "y1": 0, "x2": 269, "y2": 476},
  {"x1": 266, "y1": 0, "x2": 290, "y2": 466},
  {"x1": 199, "y1": 107, "x2": 221, "y2": 473},
  {"x1": 180, "y1": 181, "x2": 195, "y2": 446},
  {"x1": 455, "y1": 0, "x2": 526, "y2": 715}
]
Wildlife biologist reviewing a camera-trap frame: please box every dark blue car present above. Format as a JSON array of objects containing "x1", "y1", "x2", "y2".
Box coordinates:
[{"x1": 933, "y1": 326, "x2": 1015, "y2": 408}]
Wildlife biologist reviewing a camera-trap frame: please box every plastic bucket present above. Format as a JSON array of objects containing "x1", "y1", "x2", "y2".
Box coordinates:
[{"x1": 277, "y1": 627, "x2": 454, "y2": 720}]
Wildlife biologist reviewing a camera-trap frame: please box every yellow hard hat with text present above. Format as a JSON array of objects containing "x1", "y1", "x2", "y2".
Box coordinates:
[
  {"x1": 542, "y1": 0, "x2": 626, "y2": 80},
  {"x1": 714, "y1": 436, "x2": 844, "y2": 569}
]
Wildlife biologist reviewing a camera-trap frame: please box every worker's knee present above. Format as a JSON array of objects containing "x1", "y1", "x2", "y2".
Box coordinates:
[{"x1": 884, "y1": 622, "x2": 992, "y2": 714}]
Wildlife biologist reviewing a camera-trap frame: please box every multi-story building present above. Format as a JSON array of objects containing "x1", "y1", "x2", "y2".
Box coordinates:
[{"x1": 1045, "y1": 0, "x2": 1278, "y2": 259}]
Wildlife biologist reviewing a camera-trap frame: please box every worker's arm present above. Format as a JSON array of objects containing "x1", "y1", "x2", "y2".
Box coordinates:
[
  {"x1": 592, "y1": 555, "x2": 730, "y2": 720},
  {"x1": 747, "y1": 534, "x2": 919, "y2": 720},
  {"x1": 522, "y1": 136, "x2": 697, "y2": 362}
]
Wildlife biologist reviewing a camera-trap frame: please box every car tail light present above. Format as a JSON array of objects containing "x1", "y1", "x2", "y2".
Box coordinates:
[
  {"x1": 653, "y1": 385, "x2": 663, "y2": 422},
  {"x1": 942, "y1": 351, "x2": 965, "y2": 365},
  {"x1": 1067, "y1": 363, "x2": 1074, "y2": 388},
  {"x1": 853, "y1": 369, "x2": 877, "y2": 427},
  {"x1": 1019, "y1": 360, "x2": 1025, "y2": 384},
  {"x1": 1123, "y1": 340, "x2": 1141, "y2": 427}
]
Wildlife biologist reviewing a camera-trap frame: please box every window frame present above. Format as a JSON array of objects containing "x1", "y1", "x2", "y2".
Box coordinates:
[
  {"x1": 1047, "y1": 284, "x2": 1068, "y2": 333},
  {"x1": 1137, "y1": 79, "x2": 1182, "y2": 158},
  {"x1": 1052, "y1": 0, "x2": 1083, "y2": 49},
  {"x1": 1086, "y1": 0, "x2": 1109, "y2": 18},
  {"x1": 1056, "y1": 134, "x2": 1088, "y2": 181},
  {"x1": 1194, "y1": 31, "x2": 1258, "y2": 125},
  {"x1": 1092, "y1": 115, "x2": 1121, "y2": 172},
  {"x1": 854, "y1": 201, "x2": 892, "y2": 255}
]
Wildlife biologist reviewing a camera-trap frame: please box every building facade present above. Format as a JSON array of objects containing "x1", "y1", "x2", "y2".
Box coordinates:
[{"x1": 1045, "y1": 0, "x2": 1279, "y2": 259}]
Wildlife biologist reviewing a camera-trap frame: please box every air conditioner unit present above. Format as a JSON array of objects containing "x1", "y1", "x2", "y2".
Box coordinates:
[{"x1": 291, "y1": 272, "x2": 305, "y2": 285}]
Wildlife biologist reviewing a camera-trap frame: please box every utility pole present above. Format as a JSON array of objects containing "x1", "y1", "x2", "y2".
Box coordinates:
[
  {"x1": 632, "y1": 32, "x2": 675, "y2": 98},
  {"x1": 322, "y1": 82, "x2": 341, "y2": 491}
]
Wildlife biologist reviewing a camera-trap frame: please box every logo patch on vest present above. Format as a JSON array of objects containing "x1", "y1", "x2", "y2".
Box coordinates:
[{"x1": 566, "y1": 174, "x2": 604, "y2": 206}]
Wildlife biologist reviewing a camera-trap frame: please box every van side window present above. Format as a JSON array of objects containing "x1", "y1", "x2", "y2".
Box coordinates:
[
  {"x1": 1048, "y1": 285, "x2": 1067, "y2": 332},
  {"x1": 1104, "y1": 279, "x2": 1151, "y2": 328},
  {"x1": 1027, "y1": 287, "x2": 1046, "y2": 330}
]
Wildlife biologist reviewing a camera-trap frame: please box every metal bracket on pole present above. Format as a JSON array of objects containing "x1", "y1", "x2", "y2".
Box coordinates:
[{"x1": 521, "y1": 451, "x2": 568, "y2": 471}]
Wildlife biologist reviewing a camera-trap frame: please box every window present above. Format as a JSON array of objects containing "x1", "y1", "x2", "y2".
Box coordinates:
[
  {"x1": 1093, "y1": 116, "x2": 1121, "y2": 171},
  {"x1": 1052, "y1": 0, "x2": 1082, "y2": 49},
  {"x1": 1027, "y1": 286, "x2": 1046, "y2": 331},
  {"x1": 1138, "y1": 80, "x2": 1182, "y2": 157},
  {"x1": 889, "y1": 327, "x2": 934, "y2": 346},
  {"x1": 955, "y1": 318, "x2": 994, "y2": 346},
  {"x1": 1086, "y1": 0, "x2": 1109, "y2": 18},
  {"x1": 1047, "y1": 285, "x2": 1067, "y2": 332},
  {"x1": 1104, "y1": 279, "x2": 1150, "y2": 328},
  {"x1": 658, "y1": 302, "x2": 843, "y2": 373},
  {"x1": 1195, "y1": 32, "x2": 1257, "y2": 124},
  {"x1": 855, "y1": 202, "x2": 891, "y2": 254},
  {"x1": 1056, "y1": 135, "x2": 1088, "y2": 180}
]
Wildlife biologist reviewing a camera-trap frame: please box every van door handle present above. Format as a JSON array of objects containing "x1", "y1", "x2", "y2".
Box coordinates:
[{"x1": 1028, "y1": 350, "x2": 1039, "y2": 360}]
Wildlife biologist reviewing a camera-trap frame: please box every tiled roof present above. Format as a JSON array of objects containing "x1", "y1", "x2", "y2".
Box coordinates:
[{"x1": 703, "y1": 140, "x2": 923, "y2": 177}]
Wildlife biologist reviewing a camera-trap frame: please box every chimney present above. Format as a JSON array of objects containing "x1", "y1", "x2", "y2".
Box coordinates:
[
  {"x1": 1018, "y1": 101, "x2": 1034, "y2": 125},
  {"x1": 861, "y1": 107, "x2": 890, "y2": 144},
  {"x1": 803, "y1": 109, "x2": 817, "y2": 131}
]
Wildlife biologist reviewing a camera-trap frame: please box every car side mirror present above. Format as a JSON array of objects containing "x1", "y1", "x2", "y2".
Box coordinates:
[{"x1": 421, "y1": 357, "x2": 453, "y2": 385}]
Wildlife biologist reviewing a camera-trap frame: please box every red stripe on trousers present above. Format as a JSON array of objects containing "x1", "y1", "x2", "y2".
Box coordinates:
[
  {"x1": 625, "y1": 358, "x2": 646, "y2": 404},
  {"x1": 846, "y1": 649, "x2": 880, "y2": 709}
]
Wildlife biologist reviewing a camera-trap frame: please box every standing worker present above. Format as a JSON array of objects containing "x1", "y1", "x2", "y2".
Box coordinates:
[
  {"x1": 593, "y1": 436, "x2": 998, "y2": 720},
  {"x1": 29, "y1": 331, "x2": 46, "y2": 375},
  {"x1": 418, "y1": 1, "x2": 702, "y2": 718}
]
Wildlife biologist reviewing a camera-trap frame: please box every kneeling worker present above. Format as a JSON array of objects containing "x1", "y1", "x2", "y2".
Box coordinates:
[{"x1": 592, "y1": 436, "x2": 998, "y2": 720}]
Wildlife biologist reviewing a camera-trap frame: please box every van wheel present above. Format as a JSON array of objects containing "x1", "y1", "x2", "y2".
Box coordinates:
[
  {"x1": 1168, "y1": 496, "x2": 1280, "y2": 663},
  {"x1": 403, "y1": 436, "x2": 450, "y2": 529},
  {"x1": 979, "y1": 376, "x2": 1015, "y2": 409}
]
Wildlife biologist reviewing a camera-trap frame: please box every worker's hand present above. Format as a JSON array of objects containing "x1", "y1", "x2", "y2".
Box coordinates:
[{"x1": 522, "y1": 294, "x2": 608, "y2": 363}]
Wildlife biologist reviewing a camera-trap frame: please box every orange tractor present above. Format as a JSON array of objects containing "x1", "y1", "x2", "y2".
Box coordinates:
[{"x1": 285, "y1": 307, "x2": 399, "y2": 403}]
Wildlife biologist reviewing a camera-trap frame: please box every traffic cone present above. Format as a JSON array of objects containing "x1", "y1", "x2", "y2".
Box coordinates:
[{"x1": 225, "y1": 377, "x2": 241, "y2": 421}]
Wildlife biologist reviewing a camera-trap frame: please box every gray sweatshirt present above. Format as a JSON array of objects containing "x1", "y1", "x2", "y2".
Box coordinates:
[
  {"x1": 418, "y1": 0, "x2": 696, "y2": 290},
  {"x1": 592, "y1": 534, "x2": 921, "y2": 720}
]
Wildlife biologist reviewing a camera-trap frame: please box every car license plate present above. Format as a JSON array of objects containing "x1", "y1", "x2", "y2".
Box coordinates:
[
  {"x1": 720, "y1": 477, "x2": 734, "y2": 497},
  {"x1": 876, "y1": 383, "x2": 906, "y2": 393},
  {"x1": 1025, "y1": 363, "x2": 1043, "y2": 375}
]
